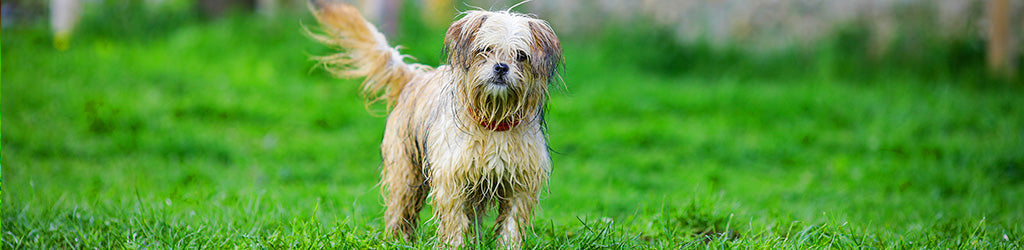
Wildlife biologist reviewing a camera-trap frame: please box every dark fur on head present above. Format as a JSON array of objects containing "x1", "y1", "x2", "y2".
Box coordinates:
[
  {"x1": 443, "y1": 13, "x2": 490, "y2": 71},
  {"x1": 527, "y1": 21, "x2": 563, "y2": 84}
]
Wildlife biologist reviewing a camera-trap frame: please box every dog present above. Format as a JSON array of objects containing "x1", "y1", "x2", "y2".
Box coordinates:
[{"x1": 307, "y1": 1, "x2": 563, "y2": 248}]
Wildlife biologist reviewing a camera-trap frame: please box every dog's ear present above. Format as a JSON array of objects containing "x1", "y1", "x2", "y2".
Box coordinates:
[
  {"x1": 528, "y1": 20, "x2": 563, "y2": 82},
  {"x1": 443, "y1": 12, "x2": 489, "y2": 71}
]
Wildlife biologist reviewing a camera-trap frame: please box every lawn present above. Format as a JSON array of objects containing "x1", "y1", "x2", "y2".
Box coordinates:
[{"x1": 2, "y1": 8, "x2": 1023, "y2": 249}]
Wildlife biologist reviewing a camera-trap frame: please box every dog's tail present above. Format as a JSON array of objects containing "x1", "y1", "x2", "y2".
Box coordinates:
[{"x1": 307, "y1": 0, "x2": 428, "y2": 111}]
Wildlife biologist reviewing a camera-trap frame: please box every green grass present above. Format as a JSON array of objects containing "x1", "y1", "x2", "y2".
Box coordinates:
[{"x1": 3, "y1": 8, "x2": 1024, "y2": 249}]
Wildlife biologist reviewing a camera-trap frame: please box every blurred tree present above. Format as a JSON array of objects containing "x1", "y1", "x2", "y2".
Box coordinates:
[
  {"x1": 197, "y1": 0, "x2": 280, "y2": 19},
  {"x1": 987, "y1": 0, "x2": 1017, "y2": 78},
  {"x1": 357, "y1": 0, "x2": 402, "y2": 38},
  {"x1": 197, "y1": 0, "x2": 255, "y2": 19},
  {"x1": 257, "y1": 0, "x2": 277, "y2": 17},
  {"x1": 422, "y1": 0, "x2": 452, "y2": 29}
]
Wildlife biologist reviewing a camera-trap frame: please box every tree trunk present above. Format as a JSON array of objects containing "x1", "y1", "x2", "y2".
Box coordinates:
[{"x1": 987, "y1": 0, "x2": 1017, "y2": 78}]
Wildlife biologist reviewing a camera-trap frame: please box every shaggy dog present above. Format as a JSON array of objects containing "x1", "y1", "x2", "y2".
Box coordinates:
[{"x1": 307, "y1": 1, "x2": 562, "y2": 248}]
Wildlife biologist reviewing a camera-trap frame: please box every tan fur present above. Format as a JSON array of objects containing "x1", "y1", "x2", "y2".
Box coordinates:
[
  {"x1": 308, "y1": 1, "x2": 563, "y2": 249},
  {"x1": 307, "y1": 1, "x2": 430, "y2": 111}
]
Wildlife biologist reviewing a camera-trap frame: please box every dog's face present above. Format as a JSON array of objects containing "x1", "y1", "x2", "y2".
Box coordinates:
[{"x1": 443, "y1": 11, "x2": 562, "y2": 124}]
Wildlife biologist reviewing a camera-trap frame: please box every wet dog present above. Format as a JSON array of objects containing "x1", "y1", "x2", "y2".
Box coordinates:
[{"x1": 308, "y1": 1, "x2": 562, "y2": 248}]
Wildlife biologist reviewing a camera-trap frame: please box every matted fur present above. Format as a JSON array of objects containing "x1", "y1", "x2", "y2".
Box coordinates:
[{"x1": 307, "y1": 0, "x2": 563, "y2": 249}]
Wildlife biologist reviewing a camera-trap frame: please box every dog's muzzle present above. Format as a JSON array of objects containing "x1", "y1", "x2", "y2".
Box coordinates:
[
  {"x1": 494, "y1": 63, "x2": 509, "y2": 76},
  {"x1": 492, "y1": 63, "x2": 510, "y2": 86}
]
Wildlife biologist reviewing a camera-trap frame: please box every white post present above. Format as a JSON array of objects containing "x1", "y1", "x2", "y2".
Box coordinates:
[{"x1": 50, "y1": 0, "x2": 81, "y2": 50}]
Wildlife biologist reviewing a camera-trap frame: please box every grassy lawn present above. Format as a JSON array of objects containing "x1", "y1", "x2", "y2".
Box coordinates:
[{"x1": 3, "y1": 9, "x2": 1023, "y2": 249}]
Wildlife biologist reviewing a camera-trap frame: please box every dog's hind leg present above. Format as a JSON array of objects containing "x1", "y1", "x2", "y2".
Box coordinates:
[
  {"x1": 381, "y1": 163, "x2": 428, "y2": 242},
  {"x1": 380, "y1": 133, "x2": 429, "y2": 242}
]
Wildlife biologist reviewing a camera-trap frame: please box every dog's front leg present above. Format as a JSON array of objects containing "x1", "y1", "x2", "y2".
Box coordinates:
[
  {"x1": 494, "y1": 190, "x2": 537, "y2": 249},
  {"x1": 432, "y1": 182, "x2": 471, "y2": 248}
]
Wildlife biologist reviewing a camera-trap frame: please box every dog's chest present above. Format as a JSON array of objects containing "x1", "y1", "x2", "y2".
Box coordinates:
[
  {"x1": 425, "y1": 124, "x2": 546, "y2": 181},
  {"x1": 469, "y1": 135, "x2": 520, "y2": 176}
]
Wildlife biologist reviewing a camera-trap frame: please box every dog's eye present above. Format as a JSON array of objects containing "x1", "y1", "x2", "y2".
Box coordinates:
[
  {"x1": 476, "y1": 47, "x2": 493, "y2": 55},
  {"x1": 516, "y1": 50, "x2": 528, "y2": 62}
]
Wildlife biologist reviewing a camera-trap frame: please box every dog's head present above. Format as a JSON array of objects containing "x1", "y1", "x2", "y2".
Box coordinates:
[{"x1": 443, "y1": 10, "x2": 563, "y2": 126}]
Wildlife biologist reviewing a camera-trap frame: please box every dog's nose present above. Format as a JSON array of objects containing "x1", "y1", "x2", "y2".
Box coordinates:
[{"x1": 494, "y1": 63, "x2": 509, "y2": 76}]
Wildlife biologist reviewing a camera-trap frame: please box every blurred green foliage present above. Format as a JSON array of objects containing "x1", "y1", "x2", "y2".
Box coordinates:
[
  {"x1": 600, "y1": 19, "x2": 1018, "y2": 85},
  {"x1": 2, "y1": 2, "x2": 1023, "y2": 248},
  {"x1": 75, "y1": 0, "x2": 199, "y2": 42}
]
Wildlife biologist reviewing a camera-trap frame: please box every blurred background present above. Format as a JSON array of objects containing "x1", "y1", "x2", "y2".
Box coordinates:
[
  {"x1": 2, "y1": 0, "x2": 1024, "y2": 248},
  {"x1": 4, "y1": 0, "x2": 1023, "y2": 76}
]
